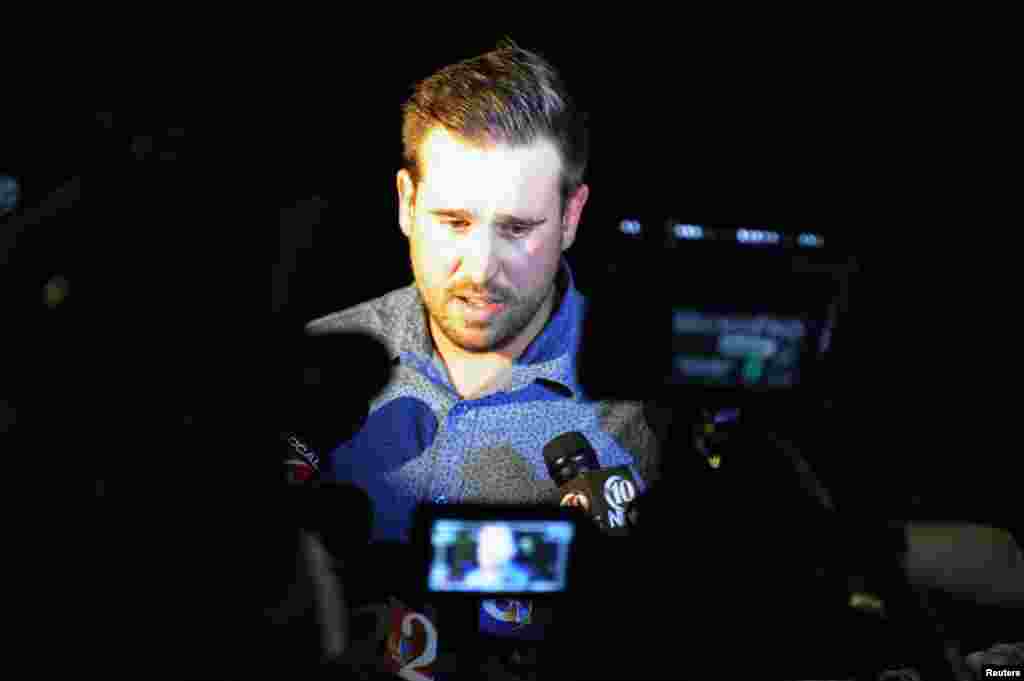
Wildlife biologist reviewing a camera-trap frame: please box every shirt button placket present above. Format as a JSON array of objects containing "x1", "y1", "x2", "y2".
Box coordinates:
[
  {"x1": 454, "y1": 403, "x2": 470, "y2": 433},
  {"x1": 445, "y1": 404, "x2": 474, "y2": 504},
  {"x1": 433, "y1": 404, "x2": 463, "y2": 504}
]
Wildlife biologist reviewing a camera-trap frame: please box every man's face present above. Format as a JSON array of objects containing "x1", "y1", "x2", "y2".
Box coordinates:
[
  {"x1": 477, "y1": 525, "x2": 516, "y2": 569},
  {"x1": 397, "y1": 126, "x2": 588, "y2": 357}
]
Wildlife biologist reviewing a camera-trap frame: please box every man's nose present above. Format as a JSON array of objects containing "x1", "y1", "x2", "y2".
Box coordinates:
[{"x1": 460, "y1": 227, "x2": 500, "y2": 285}]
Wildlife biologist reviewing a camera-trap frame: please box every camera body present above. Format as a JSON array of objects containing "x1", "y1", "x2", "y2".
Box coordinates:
[{"x1": 578, "y1": 220, "x2": 857, "y2": 412}]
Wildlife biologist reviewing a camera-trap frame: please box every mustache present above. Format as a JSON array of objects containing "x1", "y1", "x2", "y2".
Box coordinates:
[{"x1": 451, "y1": 289, "x2": 511, "y2": 303}]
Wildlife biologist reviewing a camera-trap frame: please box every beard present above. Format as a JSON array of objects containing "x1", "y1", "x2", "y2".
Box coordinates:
[{"x1": 421, "y1": 276, "x2": 557, "y2": 355}]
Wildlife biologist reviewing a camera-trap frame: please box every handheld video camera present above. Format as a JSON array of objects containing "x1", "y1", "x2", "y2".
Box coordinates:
[{"x1": 578, "y1": 219, "x2": 857, "y2": 411}]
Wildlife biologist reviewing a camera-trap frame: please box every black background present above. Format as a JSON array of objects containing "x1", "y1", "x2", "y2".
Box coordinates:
[
  {"x1": 0, "y1": 32, "x2": 969, "y2": 520},
  {"x1": 5, "y1": 29, "x2": 1016, "y2": 678}
]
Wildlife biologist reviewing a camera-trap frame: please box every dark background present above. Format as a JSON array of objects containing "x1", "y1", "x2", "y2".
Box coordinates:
[
  {"x1": 4, "y1": 33, "x2": 884, "y2": 486},
  {"x1": 0, "y1": 33, "x2": 969, "y2": 518},
  {"x1": 5, "y1": 30, "x2": 1016, "y2": 677},
  {"x1": 5, "y1": 33, "x2": 879, "y2": 322},
  {"x1": 5, "y1": 31, "x2": 992, "y2": 526}
]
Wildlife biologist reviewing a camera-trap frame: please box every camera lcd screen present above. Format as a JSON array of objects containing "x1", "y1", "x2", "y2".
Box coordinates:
[
  {"x1": 427, "y1": 519, "x2": 575, "y2": 594},
  {"x1": 666, "y1": 267, "x2": 838, "y2": 392},
  {"x1": 670, "y1": 307, "x2": 813, "y2": 388}
]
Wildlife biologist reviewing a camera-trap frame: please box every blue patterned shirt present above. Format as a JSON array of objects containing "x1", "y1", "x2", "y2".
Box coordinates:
[{"x1": 305, "y1": 256, "x2": 661, "y2": 542}]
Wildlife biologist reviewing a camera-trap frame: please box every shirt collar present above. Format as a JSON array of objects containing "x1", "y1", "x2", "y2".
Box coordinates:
[{"x1": 395, "y1": 256, "x2": 584, "y2": 400}]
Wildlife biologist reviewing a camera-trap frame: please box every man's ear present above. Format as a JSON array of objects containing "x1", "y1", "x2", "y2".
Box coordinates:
[
  {"x1": 397, "y1": 169, "x2": 416, "y2": 239},
  {"x1": 561, "y1": 183, "x2": 589, "y2": 252}
]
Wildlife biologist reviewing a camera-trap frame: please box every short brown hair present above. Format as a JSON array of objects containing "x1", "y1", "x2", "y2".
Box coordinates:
[{"x1": 400, "y1": 38, "x2": 589, "y2": 217}]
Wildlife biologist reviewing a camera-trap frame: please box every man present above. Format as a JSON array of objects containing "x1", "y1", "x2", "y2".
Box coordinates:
[
  {"x1": 305, "y1": 39, "x2": 659, "y2": 542},
  {"x1": 460, "y1": 524, "x2": 533, "y2": 591},
  {"x1": 304, "y1": 38, "x2": 661, "y2": 674}
]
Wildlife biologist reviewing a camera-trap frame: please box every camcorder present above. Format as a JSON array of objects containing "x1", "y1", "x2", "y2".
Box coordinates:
[{"x1": 578, "y1": 219, "x2": 858, "y2": 411}]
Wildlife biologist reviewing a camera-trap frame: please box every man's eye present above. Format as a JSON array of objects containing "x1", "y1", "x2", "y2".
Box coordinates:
[
  {"x1": 443, "y1": 220, "x2": 532, "y2": 237},
  {"x1": 505, "y1": 225, "x2": 532, "y2": 237}
]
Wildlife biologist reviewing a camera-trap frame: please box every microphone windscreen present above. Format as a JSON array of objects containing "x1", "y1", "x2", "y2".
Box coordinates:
[
  {"x1": 274, "y1": 330, "x2": 392, "y2": 453},
  {"x1": 542, "y1": 432, "x2": 599, "y2": 486}
]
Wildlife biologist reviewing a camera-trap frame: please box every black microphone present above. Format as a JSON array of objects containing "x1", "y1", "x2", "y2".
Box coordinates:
[
  {"x1": 542, "y1": 432, "x2": 639, "y2": 536},
  {"x1": 274, "y1": 330, "x2": 392, "y2": 484}
]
